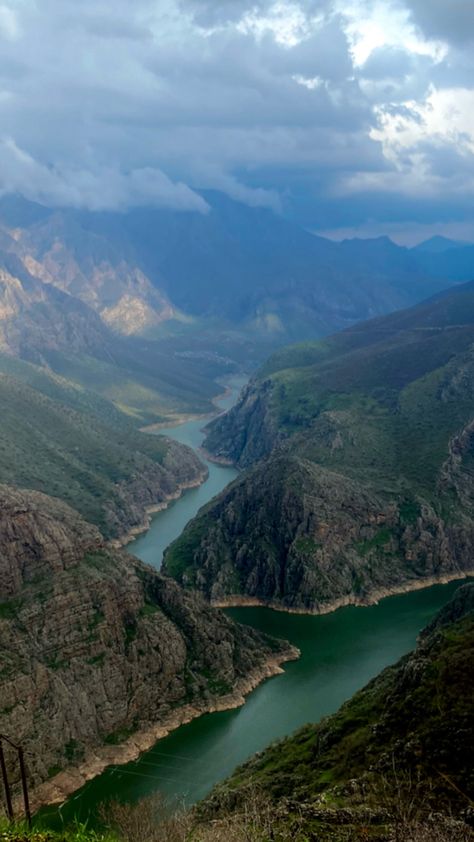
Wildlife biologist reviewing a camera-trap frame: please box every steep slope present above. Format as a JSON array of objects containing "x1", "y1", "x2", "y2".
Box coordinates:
[
  {"x1": 164, "y1": 282, "x2": 474, "y2": 611},
  {"x1": 0, "y1": 371, "x2": 205, "y2": 539},
  {"x1": 0, "y1": 248, "x2": 225, "y2": 421},
  {"x1": 200, "y1": 585, "x2": 474, "y2": 840},
  {"x1": 0, "y1": 249, "x2": 106, "y2": 361},
  {"x1": 13, "y1": 211, "x2": 176, "y2": 336},
  {"x1": 0, "y1": 485, "x2": 296, "y2": 810}
]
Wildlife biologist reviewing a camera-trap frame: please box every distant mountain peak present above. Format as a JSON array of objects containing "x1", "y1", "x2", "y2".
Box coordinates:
[{"x1": 413, "y1": 235, "x2": 471, "y2": 253}]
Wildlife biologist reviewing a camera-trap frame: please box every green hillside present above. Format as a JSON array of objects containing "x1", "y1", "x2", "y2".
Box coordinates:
[
  {"x1": 0, "y1": 370, "x2": 203, "y2": 538},
  {"x1": 2, "y1": 594, "x2": 472, "y2": 842},
  {"x1": 199, "y1": 585, "x2": 474, "y2": 841},
  {"x1": 164, "y1": 282, "x2": 474, "y2": 610}
]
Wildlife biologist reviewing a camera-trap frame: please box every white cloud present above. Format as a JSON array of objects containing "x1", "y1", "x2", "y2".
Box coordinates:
[
  {"x1": 236, "y1": 1, "x2": 320, "y2": 47},
  {"x1": 340, "y1": 0, "x2": 446, "y2": 65},
  {"x1": 0, "y1": 138, "x2": 209, "y2": 212}
]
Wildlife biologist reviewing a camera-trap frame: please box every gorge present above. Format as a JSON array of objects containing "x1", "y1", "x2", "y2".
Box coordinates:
[{"x1": 35, "y1": 372, "x2": 472, "y2": 828}]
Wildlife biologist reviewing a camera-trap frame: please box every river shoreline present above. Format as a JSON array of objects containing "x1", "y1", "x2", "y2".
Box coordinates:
[
  {"x1": 109, "y1": 468, "x2": 209, "y2": 550},
  {"x1": 199, "y1": 447, "x2": 234, "y2": 466},
  {"x1": 27, "y1": 647, "x2": 299, "y2": 814},
  {"x1": 139, "y1": 380, "x2": 237, "y2": 434},
  {"x1": 121, "y1": 379, "x2": 240, "y2": 548},
  {"x1": 212, "y1": 569, "x2": 474, "y2": 615}
]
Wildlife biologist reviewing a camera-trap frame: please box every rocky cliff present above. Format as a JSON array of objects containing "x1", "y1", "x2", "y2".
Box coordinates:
[
  {"x1": 0, "y1": 486, "x2": 295, "y2": 808},
  {"x1": 164, "y1": 452, "x2": 474, "y2": 612},
  {"x1": 11, "y1": 211, "x2": 176, "y2": 336},
  {"x1": 0, "y1": 251, "x2": 107, "y2": 361},
  {"x1": 165, "y1": 282, "x2": 474, "y2": 611},
  {"x1": 0, "y1": 245, "x2": 226, "y2": 424},
  {"x1": 203, "y1": 378, "x2": 280, "y2": 468}
]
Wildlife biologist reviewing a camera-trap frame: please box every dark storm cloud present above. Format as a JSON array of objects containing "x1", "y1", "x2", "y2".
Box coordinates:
[{"x1": 0, "y1": 0, "x2": 472, "y2": 237}]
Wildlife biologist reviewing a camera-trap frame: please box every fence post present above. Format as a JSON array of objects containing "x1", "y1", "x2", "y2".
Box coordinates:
[
  {"x1": 0, "y1": 738, "x2": 14, "y2": 822},
  {"x1": 0, "y1": 734, "x2": 32, "y2": 827},
  {"x1": 18, "y1": 747, "x2": 31, "y2": 828}
]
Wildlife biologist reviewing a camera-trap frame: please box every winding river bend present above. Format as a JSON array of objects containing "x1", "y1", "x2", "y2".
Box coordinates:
[
  {"x1": 42, "y1": 377, "x2": 465, "y2": 827},
  {"x1": 130, "y1": 376, "x2": 246, "y2": 569}
]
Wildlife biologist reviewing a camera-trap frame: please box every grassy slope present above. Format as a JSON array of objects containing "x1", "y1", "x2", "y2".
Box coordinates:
[
  {"x1": 258, "y1": 285, "x2": 474, "y2": 503},
  {"x1": 165, "y1": 282, "x2": 474, "y2": 596},
  {"x1": 201, "y1": 585, "x2": 474, "y2": 837},
  {"x1": 244, "y1": 282, "x2": 474, "y2": 493},
  {"x1": 0, "y1": 824, "x2": 115, "y2": 842},
  {"x1": 0, "y1": 368, "x2": 174, "y2": 536},
  {"x1": 41, "y1": 339, "x2": 227, "y2": 424}
]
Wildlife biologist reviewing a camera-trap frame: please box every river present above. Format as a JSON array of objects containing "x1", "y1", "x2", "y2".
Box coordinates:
[
  {"x1": 40, "y1": 376, "x2": 465, "y2": 828},
  {"x1": 130, "y1": 376, "x2": 246, "y2": 568}
]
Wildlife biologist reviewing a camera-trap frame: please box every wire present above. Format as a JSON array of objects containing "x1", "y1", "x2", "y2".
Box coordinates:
[{"x1": 108, "y1": 767, "x2": 193, "y2": 787}]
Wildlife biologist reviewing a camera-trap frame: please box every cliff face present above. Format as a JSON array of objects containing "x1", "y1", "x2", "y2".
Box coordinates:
[
  {"x1": 102, "y1": 436, "x2": 208, "y2": 541},
  {"x1": 0, "y1": 252, "x2": 107, "y2": 360},
  {"x1": 203, "y1": 379, "x2": 279, "y2": 468},
  {"x1": 14, "y1": 212, "x2": 176, "y2": 336},
  {"x1": 200, "y1": 585, "x2": 474, "y2": 840},
  {"x1": 0, "y1": 486, "x2": 293, "y2": 805},
  {"x1": 164, "y1": 453, "x2": 474, "y2": 611},
  {"x1": 166, "y1": 283, "x2": 474, "y2": 611}
]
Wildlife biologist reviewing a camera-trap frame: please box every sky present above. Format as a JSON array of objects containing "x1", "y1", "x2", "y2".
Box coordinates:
[{"x1": 0, "y1": 0, "x2": 473, "y2": 243}]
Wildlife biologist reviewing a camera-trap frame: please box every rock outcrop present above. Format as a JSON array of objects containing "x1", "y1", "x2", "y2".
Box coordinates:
[
  {"x1": 165, "y1": 282, "x2": 474, "y2": 611},
  {"x1": 164, "y1": 453, "x2": 474, "y2": 612},
  {"x1": 0, "y1": 486, "x2": 295, "y2": 806}
]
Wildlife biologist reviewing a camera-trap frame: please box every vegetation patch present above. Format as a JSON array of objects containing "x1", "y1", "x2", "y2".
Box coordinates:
[{"x1": 355, "y1": 528, "x2": 394, "y2": 557}]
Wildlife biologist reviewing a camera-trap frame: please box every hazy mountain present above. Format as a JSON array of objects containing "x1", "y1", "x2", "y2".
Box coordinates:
[
  {"x1": 2, "y1": 193, "x2": 472, "y2": 352},
  {"x1": 83, "y1": 195, "x2": 456, "y2": 338},
  {"x1": 164, "y1": 281, "x2": 474, "y2": 611},
  {"x1": 14, "y1": 211, "x2": 176, "y2": 336},
  {"x1": 414, "y1": 242, "x2": 474, "y2": 283},
  {"x1": 2, "y1": 190, "x2": 473, "y2": 425},
  {"x1": 0, "y1": 248, "x2": 107, "y2": 360},
  {"x1": 412, "y1": 234, "x2": 472, "y2": 253},
  {"x1": 0, "y1": 247, "x2": 228, "y2": 421}
]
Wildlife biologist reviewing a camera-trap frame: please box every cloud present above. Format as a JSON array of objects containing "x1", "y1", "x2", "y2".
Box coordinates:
[
  {"x1": 0, "y1": 0, "x2": 472, "y2": 235},
  {"x1": 0, "y1": 138, "x2": 209, "y2": 212},
  {"x1": 406, "y1": 0, "x2": 474, "y2": 46}
]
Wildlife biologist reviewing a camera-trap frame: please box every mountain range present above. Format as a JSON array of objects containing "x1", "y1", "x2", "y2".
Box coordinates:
[
  {"x1": 1, "y1": 191, "x2": 473, "y2": 432},
  {"x1": 1, "y1": 193, "x2": 473, "y2": 352},
  {"x1": 1, "y1": 189, "x2": 474, "y2": 830}
]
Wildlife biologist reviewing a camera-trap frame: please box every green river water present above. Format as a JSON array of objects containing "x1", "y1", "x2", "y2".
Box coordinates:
[{"x1": 40, "y1": 377, "x2": 466, "y2": 828}]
